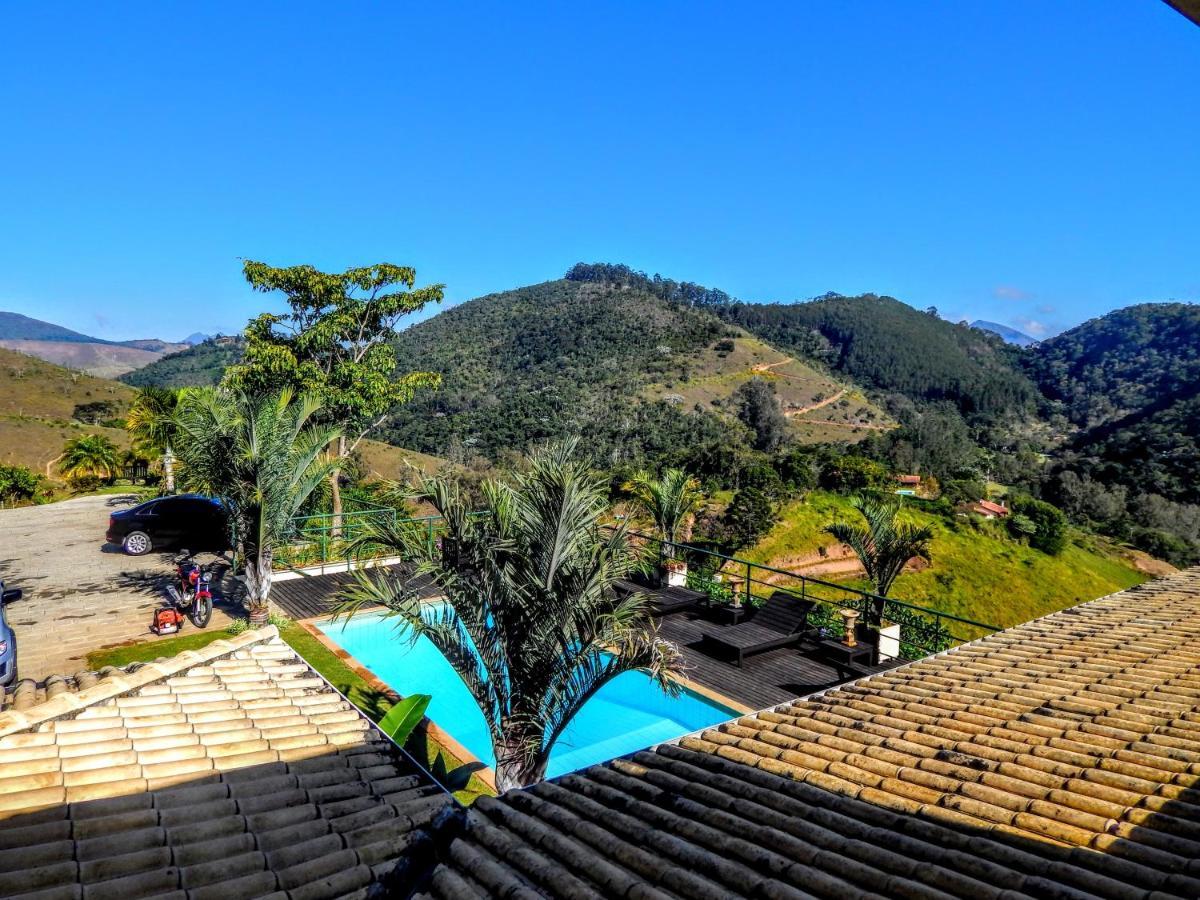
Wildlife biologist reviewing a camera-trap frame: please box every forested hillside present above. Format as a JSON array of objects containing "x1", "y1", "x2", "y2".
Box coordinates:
[
  {"x1": 565, "y1": 263, "x2": 1039, "y2": 424},
  {"x1": 1026, "y1": 303, "x2": 1200, "y2": 428},
  {"x1": 382, "y1": 279, "x2": 735, "y2": 465},
  {"x1": 721, "y1": 295, "x2": 1039, "y2": 423},
  {"x1": 120, "y1": 336, "x2": 244, "y2": 387},
  {"x1": 1027, "y1": 303, "x2": 1200, "y2": 562}
]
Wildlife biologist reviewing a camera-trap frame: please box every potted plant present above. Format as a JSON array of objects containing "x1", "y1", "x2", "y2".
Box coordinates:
[
  {"x1": 622, "y1": 468, "x2": 704, "y2": 589},
  {"x1": 663, "y1": 557, "x2": 688, "y2": 587}
]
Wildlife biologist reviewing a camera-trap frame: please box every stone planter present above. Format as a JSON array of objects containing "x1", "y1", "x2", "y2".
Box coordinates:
[
  {"x1": 839, "y1": 608, "x2": 860, "y2": 647},
  {"x1": 248, "y1": 606, "x2": 270, "y2": 628}
]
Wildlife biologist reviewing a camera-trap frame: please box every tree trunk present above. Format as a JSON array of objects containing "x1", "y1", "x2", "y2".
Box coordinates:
[
  {"x1": 244, "y1": 547, "x2": 274, "y2": 627},
  {"x1": 868, "y1": 594, "x2": 887, "y2": 658},
  {"x1": 492, "y1": 733, "x2": 548, "y2": 792},
  {"x1": 163, "y1": 446, "x2": 175, "y2": 494},
  {"x1": 330, "y1": 435, "x2": 347, "y2": 538}
]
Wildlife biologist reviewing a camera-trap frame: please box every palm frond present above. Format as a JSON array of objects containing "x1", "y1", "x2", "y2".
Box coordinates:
[{"x1": 336, "y1": 441, "x2": 684, "y2": 788}]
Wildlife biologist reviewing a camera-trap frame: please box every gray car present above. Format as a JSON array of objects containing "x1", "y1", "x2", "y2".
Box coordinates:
[{"x1": 0, "y1": 581, "x2": 23, "y2": 687}]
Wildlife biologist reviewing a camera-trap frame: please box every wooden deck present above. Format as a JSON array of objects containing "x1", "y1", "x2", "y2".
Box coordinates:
[
  {"x1": 271, "y1": 563, "x2": 439, "y2": 621},
  {"x1": 658, "y1": 608, "x2": 903, "y2": 710},
  {"x1": 271, "y1": 567, "x2": 903, "y2": 711}
]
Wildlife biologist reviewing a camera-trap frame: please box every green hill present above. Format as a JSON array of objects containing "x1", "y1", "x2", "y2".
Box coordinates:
[
  {"x1": 1027, "y1": 303, "x2": 1200, "y2": 503},
  {"x1": 120, "y1": 336, "x2": 244, "y2": 387},
  {"x1": 719, "y1": 294, "x2": 1039, "y2": 423},
  {"x1": 0, "y1": 347, "x2": 133, "y2": 474},
  {"x1": 384, "y1": 279, "x2": 731, "y2": 462},
  {"x1": 642, "y1": 334, "x2": 892, "y2": 443},
  {"x1": 382, "y1": 279, "x2": 893, "y2": 465},
  {"x1": 743, "y1": 490, "x2": 1159, "y2": 631}
]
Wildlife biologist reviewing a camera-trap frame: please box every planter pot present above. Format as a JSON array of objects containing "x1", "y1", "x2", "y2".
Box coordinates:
[
  {"x1": 248, "y1": 607, "x2": 270, "y2": 628},
  {"x1": 877, "y1": 619, "x2": 902, "y2": 662},
  {"x1": 839, "y1": 608, "x2": 860, "y2": 647},
  {"x1": 663, "y1": 561, "x2": 688, "y2": 588}
]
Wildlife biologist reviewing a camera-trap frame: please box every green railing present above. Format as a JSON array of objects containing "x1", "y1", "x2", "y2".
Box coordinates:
[
  {"x1": 276, "y1": 509, "x2": 1001, "y2": 661},
  {"x1": 617, "y1": 527, "x2": 1000, "y2": 660},
  {"x1": 276, "y1": 508, "x2": 464, "y2": 570}
]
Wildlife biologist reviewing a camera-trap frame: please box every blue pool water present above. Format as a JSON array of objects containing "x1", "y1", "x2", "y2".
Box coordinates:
[{"x1": 317, "y1": 611, "x2": 736, "y2": 778}]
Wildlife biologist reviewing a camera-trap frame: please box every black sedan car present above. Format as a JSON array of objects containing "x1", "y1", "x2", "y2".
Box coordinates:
[{"x1": 106, "y1": 494, "x2": 231, "y2": 556}]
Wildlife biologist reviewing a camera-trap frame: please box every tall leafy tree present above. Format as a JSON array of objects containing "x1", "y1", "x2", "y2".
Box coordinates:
[
  {"x1": 126, "y1": 386, "x2": 180, "y2": 492},
  {"x1": 735, "y1": 377, "x2": 788, "y2": 453},
  {"x1": 58, "y1": 434, "x2": 120, "y2": 484},
  {"x1": 224, "y1": 261, "x2": 444, "y2": 531},
  {"x1": 175, "y1": 388, "x2": 340, "y2": 624},
  {"x1": 337, "y1": 442, "x2": 683, "y2": 790},
  {"x1": 622, "y1": 468, "x2": 704, "y2": 556},
  {"x1": 825, "y1": 494, "x2": 933, "y2": 635}
]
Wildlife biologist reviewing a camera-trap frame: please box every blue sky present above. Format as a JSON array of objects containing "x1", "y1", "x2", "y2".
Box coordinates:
[{"x1": 0, "y1": 2, "x2": 1196, "y2": 342}]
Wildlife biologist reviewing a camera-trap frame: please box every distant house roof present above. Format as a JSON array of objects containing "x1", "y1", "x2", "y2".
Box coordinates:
[
  {"x1": 897, "y1": 474, "x2": 922, "y2": 485},
  {"x1": 414, "y1": 568, "x2": 1200, "y2": 899},
  {"x1": 0, "y1": 626, "x2": 450, "y2": 898},
  {"x1": 976, "y1": 499, "x2": 1009, "y2": 516}
]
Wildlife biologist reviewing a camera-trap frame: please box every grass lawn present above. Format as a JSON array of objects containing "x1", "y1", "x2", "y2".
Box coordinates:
[
  {"x1": 87, "y1": 620, "x2": 493, "y2": 804},
  {"x1": 745, "y1": 490, "x2": 1151, "y2": 632}
]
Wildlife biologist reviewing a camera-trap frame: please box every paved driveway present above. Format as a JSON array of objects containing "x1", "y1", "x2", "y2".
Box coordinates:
[{"x1": 0, "y1": 495, "x2": 239, "y2": 680}]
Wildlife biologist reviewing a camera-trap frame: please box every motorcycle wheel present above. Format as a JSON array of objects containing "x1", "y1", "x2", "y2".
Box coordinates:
[{"x1": 191, "y1": 595, "x2": 213, "y2": 628}]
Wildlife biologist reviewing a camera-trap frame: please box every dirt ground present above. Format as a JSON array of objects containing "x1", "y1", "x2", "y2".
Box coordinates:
[{"x1": 0, "y1": 494, "x2": 239, "y2": 680}]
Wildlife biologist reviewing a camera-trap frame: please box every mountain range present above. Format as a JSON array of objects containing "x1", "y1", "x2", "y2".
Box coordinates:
[
  {"x1": 6, "y1": 266, "x2": 1198, "y2": 562},
  {"x1": 970, "y1": 320, "x2": 1038, "y2": 347},
  {"x1": 0, "y1": 312, "x2": 190, "y2": 378}
]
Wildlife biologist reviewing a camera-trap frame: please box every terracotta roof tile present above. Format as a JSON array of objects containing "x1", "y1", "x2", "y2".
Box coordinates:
[
  {"x1": 0, "y1": 625, "x2": 451, "y2": 898},
  {"x1": 416, "y1": 568, "x2": 1200, "y2": 899}
]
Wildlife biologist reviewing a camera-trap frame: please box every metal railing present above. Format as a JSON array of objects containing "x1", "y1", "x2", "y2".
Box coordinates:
[
  {"x1": 278, "y1": 508, "x2": 462, "y2": 570},
  {"x1": 277, "y1": 508, "x2": 1001, "y2": 660},
  {"x1": 615, "y1": 526, "x2": 1000, "y2": 660}
]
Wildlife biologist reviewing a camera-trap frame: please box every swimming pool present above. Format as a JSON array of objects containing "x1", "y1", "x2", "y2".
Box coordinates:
[{"x1": 316, "y1": 610, "x2": 737, "y2": 779}]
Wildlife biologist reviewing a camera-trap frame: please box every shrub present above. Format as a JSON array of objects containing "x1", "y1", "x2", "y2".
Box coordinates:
[
  {"x1": 717, "y1": 487, "x2": 777, "y2": 553},
  {"x1": 940, "y1": 478, "x2": 986, "y2": 506},
  {"x1": 1010, "y1": 496, "x2": 1067, "y2": 555},
  {"x1": 0, "y1": 464, "x2": 45, "y2": 505},
  {"x1": 820, "y1": 455, "x2": 890, "y2": 492},
  {"x1": 1129, "y1": 528, "x2": 1195, "y2": 568},
  {"x1": 1007, "y1": 513, "x2": 1037, "y2": 539},
  {"x1": 68, "y1": 474, "x2": 103, "y2": 493}
]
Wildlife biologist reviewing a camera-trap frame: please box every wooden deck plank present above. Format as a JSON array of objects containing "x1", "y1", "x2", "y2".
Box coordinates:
[
  {"x1": 272, "y1": 563, "x2": 438, "y2": 622},
  {"x1": 659, "y1": 610, "x2": 901, "y2": 710}
]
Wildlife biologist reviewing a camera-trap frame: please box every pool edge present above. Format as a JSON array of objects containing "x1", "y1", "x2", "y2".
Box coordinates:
[
  {"x1": 296, "y1": 614, "x2": 499, "y2": 795},
  {"x1": 302, "y1": 606, "x2": 751, "y2": 786}
]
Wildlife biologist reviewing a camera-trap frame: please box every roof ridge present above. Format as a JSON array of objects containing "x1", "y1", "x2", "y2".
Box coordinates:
[{"x1": 0, "y1": 625, "x2": 280, "y2": 739}]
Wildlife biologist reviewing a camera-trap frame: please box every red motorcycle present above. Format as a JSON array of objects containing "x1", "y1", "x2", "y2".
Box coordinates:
[{"x1": 154, "y1": 551, "x2": 214, "y2": 634}]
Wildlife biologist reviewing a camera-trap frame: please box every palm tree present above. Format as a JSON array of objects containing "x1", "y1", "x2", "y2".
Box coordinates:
[
  {"x1": 622, "y1": 468, "x2": 704, "y2": 559},
  {"x1": 824, "y1": 493, "x2": 934, "y2": 634},
  {"x1": 337, "y1": 442, "x2": 683, "y2": 791},
  {"x1": 174, "y1": 388, "x2": 340, "y2": 624},
  {"x1": 58, "y1": 434, "x2": 120, "y2": 484},
  {"x1": 126, "y1": 387, "x2": 180, "y2": 493}
]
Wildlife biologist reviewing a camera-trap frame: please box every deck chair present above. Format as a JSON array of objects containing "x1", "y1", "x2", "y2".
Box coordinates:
[{"x1": 699, "y1": 590, "x2": 816, "y2": 667}]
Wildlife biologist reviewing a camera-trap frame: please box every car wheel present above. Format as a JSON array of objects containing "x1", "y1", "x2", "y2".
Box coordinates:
[{"x1": 123, "y1": 531, "x2": 152, "y2": 556}]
